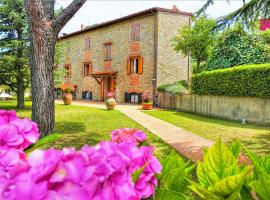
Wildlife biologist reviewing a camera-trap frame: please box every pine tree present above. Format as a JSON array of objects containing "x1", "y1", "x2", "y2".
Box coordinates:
[
  {"x1": 0, "y1": 0, "x2": 30, "y2": 108},
  {"x1": 197, "y1": 0, "x2": 270, "y2": 28}
]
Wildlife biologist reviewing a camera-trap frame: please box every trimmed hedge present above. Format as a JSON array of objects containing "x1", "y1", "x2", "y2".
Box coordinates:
[{"x1": 191, "y1": 63, "x2": 270, "y2": 97}]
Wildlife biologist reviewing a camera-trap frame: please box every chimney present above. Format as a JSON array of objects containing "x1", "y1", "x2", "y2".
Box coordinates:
[
  {"x1": 81, "y1": 24, "x2": 86, "y2": 30},
  {"x1": 172, "y1": 5, "x2": 180, "y2": 12}
]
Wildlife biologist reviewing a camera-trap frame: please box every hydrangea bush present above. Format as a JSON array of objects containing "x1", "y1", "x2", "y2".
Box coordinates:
[
  {"x1": 0, "y1": 110, "x2": 161, "y2": 200},
  {"x1": 111, "y1": 128, "x2": 147, "y2": 145}
]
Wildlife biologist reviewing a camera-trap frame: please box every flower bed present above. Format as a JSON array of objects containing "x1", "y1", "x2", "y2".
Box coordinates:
[{"x1": 0, "y1": 110, "x2": 161, "y2": 199}]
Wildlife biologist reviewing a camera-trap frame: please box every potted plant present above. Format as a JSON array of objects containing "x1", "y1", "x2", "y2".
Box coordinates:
[
  {"x1": 60, "y1": 84, "x2": 75, "y2": 105},
  {"x1": 141, "y1": 92, "x2": 153, "y2": 110},
  {"x1": 106, "y1": 92, "x2": 116, "y2": 110}
]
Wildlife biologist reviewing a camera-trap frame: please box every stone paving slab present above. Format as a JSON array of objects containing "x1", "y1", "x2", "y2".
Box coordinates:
[{"x1": 56, "y1": 100, "x2": 214, "y2": 162}]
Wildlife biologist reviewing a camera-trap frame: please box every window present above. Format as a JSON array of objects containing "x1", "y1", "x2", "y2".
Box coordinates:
[
  {"x1": 85, "y1": 37, "x2": 91, "y2": 50},
  {"x1": 131, "y1": 94, "x2": 139, "y2": 103},
  {"x1": 82, "y1": 91, "x2": 92, "y2": 100},
  {"x1": 64, "y1": 64, "x2": 71, "y2": 78},
  {"x1": 127, "y1": 56, "x2": 143, "y2": 75},
  {"x1": 125, "y1": 92, "x2": 142, "y2": 103},
  {"x1": 82, "y1": 63, "x2": 92, "y2": 77},
  {"x1": 104, "y1": 44, "x2": 111, "y2": 60},
  {"x1": 131, "y1": 23, "x2": 140, "y2": 41},
  {"x1": 130, "y1": 58, "x2": 139, "y2": 74}
]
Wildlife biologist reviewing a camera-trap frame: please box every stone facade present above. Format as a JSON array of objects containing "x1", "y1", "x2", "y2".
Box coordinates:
[
  {"x1": 57, "y1": 7, "x2": 191, "y2": 103},
  {"x1": 156, "y1": 12, "x2": 191, "y2": 86}
]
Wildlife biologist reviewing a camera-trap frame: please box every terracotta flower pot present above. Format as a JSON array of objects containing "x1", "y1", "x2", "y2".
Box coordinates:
[
  {"x1": 62, "y1": 93, "x2": 72, "y2": 105},
  {"x1": 106, "y1": 97, "x2": 116, "y2": 110},
  {"x1": 142, "y1": 102, "x2": 153, "y2": 110}
]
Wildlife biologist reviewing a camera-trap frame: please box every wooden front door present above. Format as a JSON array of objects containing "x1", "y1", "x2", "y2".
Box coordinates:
[
  {"x1": 109, "y1": 77, "x2": 115, "y2": 93},
  {"x1": 100, "y1": 78, "x2": 105, "y2": 101}
]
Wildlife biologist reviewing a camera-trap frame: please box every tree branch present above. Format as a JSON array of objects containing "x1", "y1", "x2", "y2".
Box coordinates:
[{"x1": 52, "y1": 0, "x2": 87, "y2": 34}]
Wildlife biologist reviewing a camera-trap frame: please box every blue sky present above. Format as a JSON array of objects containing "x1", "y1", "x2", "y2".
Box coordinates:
[{"x1": 55, "y1": 0, "x2": 245, "y2": 35}]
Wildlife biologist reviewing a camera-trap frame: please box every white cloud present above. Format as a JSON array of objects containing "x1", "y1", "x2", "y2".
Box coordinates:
[{"x1": 55, "y1": 0, "x2": 244, "y2": 35}]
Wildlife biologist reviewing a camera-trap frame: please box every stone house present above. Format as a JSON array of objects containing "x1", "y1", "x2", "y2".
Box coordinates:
[{"x1": 57, "y1": 6, "x2": 192, "y2": 103}]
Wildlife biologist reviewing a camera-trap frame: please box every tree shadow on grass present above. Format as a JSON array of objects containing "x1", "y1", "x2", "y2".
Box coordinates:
[
  {"x1": 0, "y1": 103, "x2": 32, "y2": 111},
  {"x1": 48, "y1": 132, "x2": 104, "y2": 150},
  {"x1": 32, "y1": 131, "x2": 105, "y2": 151},
  {"x1": 55, "y1": 121, "x2": 87, "y2": 134}
]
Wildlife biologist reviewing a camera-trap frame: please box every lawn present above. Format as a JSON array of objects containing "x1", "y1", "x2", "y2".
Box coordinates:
[
  {"x1": 144, "y1": 110, "x2": 270, "y2": 155},
  {"x1": 0, "y1": 100, "x2": 178, "y2": 160}
]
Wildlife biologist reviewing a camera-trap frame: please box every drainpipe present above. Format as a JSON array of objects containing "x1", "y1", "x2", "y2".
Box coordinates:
[
  {"x1": 187, "y1": 17, "x2": 191, "y2": 83},
  {"x1": 152, "y1": 11, "x2": 158, "y2": 106}
]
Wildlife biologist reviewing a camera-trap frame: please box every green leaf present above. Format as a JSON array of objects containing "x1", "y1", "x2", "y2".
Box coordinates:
[
  {"x1": 132, "y1": 163, "x2": 147, "y2": 183},
  {"x1": 162, "y1": 162, "x2": 195, "y2": 194},
  {"x1": 188, "y1": 180, "x2": 220, "y2": 200},
  {"x1": 155, "y1": 189, "x2": 187, "y2": 200},
  {"x1": 213, "y1": 167, "x2": 249, "y2": 196},
  {"x1": 190, "y1": 138, "x2": 249, "y2": 199},
  {"x1": 249, "y1": 166, "x2": 270, "y2": 200}
]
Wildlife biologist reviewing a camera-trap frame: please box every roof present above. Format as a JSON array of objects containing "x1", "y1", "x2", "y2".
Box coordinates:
[{"x1": 58, "y1": 7, "x2": 192, "y2": 40}]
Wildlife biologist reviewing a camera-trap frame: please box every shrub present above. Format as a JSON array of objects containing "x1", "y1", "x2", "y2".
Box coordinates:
[
  {"x1": 155, "y1": 153, "x2": 195, "y2": 199},
  {"x1": 158, "y1": 81, "x2": 188, "y2": 95},
  {"x1": 191, "y1": 63, "x2": 270, "y2": 98},
  {"x1": 141, "y1": 91, "x2": 152, "y2": 103},
  {"x1": 0, "y1": 110, "x2": 161, "y2": 199},
  {"x1": 204, "y1": 25, "x2": 270, "y2": 71},
  {"x1": 188, "y1": 138, "x2": 251, "y2": 200}
]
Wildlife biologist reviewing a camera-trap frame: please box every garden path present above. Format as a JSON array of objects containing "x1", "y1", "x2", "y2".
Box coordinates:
[{"x1": 56, "y1": 100, "x2": 213, "y2": 162}]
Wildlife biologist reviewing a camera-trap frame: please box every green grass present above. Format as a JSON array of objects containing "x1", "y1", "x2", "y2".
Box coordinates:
[
  {"x1": 0, "y1": 100, "x2": 178, "y2": 160},
  {"x1": 144, "y1": 110, "x2": 270, "y2": 155}
]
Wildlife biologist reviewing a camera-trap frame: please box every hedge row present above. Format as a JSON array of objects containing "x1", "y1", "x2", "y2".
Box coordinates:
[{"x1": 191, "y1": 63, "x2": 270, "y2": 98}]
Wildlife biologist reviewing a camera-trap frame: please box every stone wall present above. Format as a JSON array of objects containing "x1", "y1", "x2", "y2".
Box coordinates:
[
  {"x1": 158, "y1": 93, "x2": 270, "y2": 126},
  {"x1": 57, "y1": 10, "x2": 192, "y2": 102},
  {"x1": 58, "y1": 14, "x2": 155, "y2": 102},
  {"x1": 156, "y1": 12, "x2": 191, "y2": 86}
]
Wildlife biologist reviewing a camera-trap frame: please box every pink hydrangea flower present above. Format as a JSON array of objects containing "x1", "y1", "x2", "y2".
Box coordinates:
[
  {"x1": 111, "y1": 128, "x2": 147, "y2": 145},
  {"x1": 0, "y1": 110, "x2": 17, "y2": 126},
  {"x1": 0, "y1": 110, "x2": 39, "y2": 150},
  {"x1": 135, "y1": 171, "x2": 158, "y2": 198},
  {"x1": 10, "y1": 118, "x2": 39, "y2": 149},
  {"x1": 0, "y1": 125, "x2": 24, "y2": 148},
  {"x1": 0, "y1": 141, "x2": 161, "y2": 200},
  {"x1": 0, "y1": 109, "x2": 161, "y2": 200}
]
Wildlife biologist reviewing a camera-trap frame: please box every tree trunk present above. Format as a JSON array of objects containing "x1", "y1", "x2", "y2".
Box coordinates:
[
  {"x1": 16, "y1": 27, "x2": 25, "y2": 109},
  {"x1": 17, "y1": 74, "x2": 25, "y2": 109},
  {"x1": 29, "y1": 31, "x2": 56, "y2": 137},
  {"x1": 25, "y1": 0, "x2": 87, "y2": 136},
  {"x1": 196, "y1": 58, "x2": 201, "y2": 71}
]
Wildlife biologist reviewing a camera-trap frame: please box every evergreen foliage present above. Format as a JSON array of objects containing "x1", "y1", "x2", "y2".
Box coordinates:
[
  {"x1": 196, "y1": 0, "x2": 270, "y2": 29},
  {"x1": 191, "y1": 63, "x2": 270, "y2": 98},
  {"x1": 204, "y1": 25, "x2": 270, "y2": 71},
  {"x1": 0, "y1": 0, "x2": 30, "y2": 107}
]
